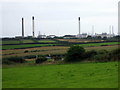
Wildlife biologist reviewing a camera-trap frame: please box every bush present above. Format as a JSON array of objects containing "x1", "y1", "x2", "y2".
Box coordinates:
[
  {"x1": 35, "y1": 56, "x2": 47, "y2": 64},
  {"x1": 109, "y1": 48, "x2": 120, "y2": 61},
  {"x1": 91, "y1": 49, "x2": 110, "y2": 62},
  {"x1": 24, "y1": 55, "x2": 36, "y2": 59},
  {"x1": 65, "y1": 46, "x2": 85, "y2": 62},
  {"x1": 98, "y1": 49, "x2": 108, "y2": 54},
  {"x1": 84, "y1": 50, "x2": 97, "y2": 59},
  {"x1": 24, "y1": 50, "x2": 29, "y2": 53},
  {"x1": 93, "y1": 54, "x2": 109, "y2": 62},
  {"x1": 2, "y1": 56, "x2": 25, "y2": 64}
]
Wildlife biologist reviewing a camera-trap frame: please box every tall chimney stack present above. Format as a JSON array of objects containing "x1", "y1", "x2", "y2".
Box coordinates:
[
  {"x1": 109, "y1": 25, "x2": 111, "y2": 35},
  {"x1": 22, "y1": 18, "x2": 24, "y2": 37},
  {"x1": 78, "y1": 17, "x2": 80, "y2": 35},
  {"x1": 92, "y1": 25, "x2": 94, "y2": 36},
  {"x1": 112, "y1": 25, "x2": 114, "y2": 35},
  {"x1": 32, "y1": 16, "x2": 35, "y2": 37}
]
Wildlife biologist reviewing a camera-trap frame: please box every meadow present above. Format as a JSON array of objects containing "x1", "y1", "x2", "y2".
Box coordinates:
[
  {"x1": 2, "y1": 44, "x2": 58, "y2": 50},
  {"x1": 2, "y1": 39, "x2": 56, "y2": 44},
  {"x1": 2, "y1": 62, "x2": 118, "y2": 88}
]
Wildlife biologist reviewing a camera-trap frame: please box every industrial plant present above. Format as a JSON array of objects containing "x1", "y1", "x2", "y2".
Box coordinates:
[{"x1": 17, "y1": 16, "x2": 117, "y2": 39}]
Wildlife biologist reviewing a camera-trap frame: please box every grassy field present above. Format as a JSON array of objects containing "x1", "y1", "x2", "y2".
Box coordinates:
[
  {"x1": 78, "y1": 42, "x2": 119, "y2": 47},
  {"x1": 2, "y1": 62, "x2": 118, "y2": 88},
  {"x1": 2, "y1": 44, "x2": 58, "y2": 50},
  {"x1": 2, "y1": 40, "x2": 20, "y2": 44},
  {"x1": 2, "y1": 39, "x2": 56, "y2": 44},
  {"x1": 38, "y1": 40, "x2": 56, "y2": 43},
  {"x1": 57, "y1": 39, "x2": 104, "y2": 43},
  {"x1": 21, "y1": 39, "x2": 35, "y2": 43}
]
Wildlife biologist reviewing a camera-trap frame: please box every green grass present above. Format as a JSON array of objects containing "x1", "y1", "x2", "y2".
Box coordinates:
[
  {"x1": 21, "y1": 40, "x2": 35, "y2": 43},
  {"x1": 2, "y1": 40, "x2": 20, "y2": 44},
  {"x1": 38, "y1": 40, "x2": 56, "y2": 43},
  {"x1": 2, "y1": 44, "x2": 58, "y2": 49},
  {"x1": 78, "y1": 42, "x2": 119, "y2": 47},
  {"x1": 2, "y1": 62, "x2": 118, "y2": 88}
]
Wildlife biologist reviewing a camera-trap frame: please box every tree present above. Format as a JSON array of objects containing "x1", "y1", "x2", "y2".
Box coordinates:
[{"x1": 65, "y1": 46, "x2": 85, "y2": 62}]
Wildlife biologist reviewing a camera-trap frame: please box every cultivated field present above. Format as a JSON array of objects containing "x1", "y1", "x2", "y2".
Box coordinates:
[
  {"x1": 2, "y1": 44, "x2": 58, "y2": 50},
  {"x1": 57, "y1": 39, "x2": 105, "y2": 43},
  {"x1": 2, "y1": 45, "x2": 119, "y2": 58},
  {"x1": 2, "y1": 62, "x2": 118, "y2": 88},
  {"x1": 2, "y1": 39, "x2": 56, "y2": 45}
]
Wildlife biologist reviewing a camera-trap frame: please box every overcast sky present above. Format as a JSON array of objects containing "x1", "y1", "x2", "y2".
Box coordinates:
[{"x1": 0, "y1": 0, "x2": 119, "y2": 37}]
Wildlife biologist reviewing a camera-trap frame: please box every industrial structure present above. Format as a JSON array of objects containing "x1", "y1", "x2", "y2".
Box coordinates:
[
  {"x1": 22, "y1": 18, "x2": 24, "y2": 37},
  {"x1": 32, "y1": 16, "x2": 35, "y2": 37},
  {"x1": 18, "y1": 16, "x2": 117, "y2": 39}
]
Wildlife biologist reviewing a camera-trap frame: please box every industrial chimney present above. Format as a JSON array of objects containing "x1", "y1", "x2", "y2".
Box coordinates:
[
  {"x1": 32, "y1": 16, "x2": 35, "y2": 37},
  {"x1": 22, "y1": 18, "x2": 24, "y2": 37},
  {"x1": 109, "y1": 25, "x2": 111, "y2": 35},
  {"x1": 112, "y1": 25, "x2": 114, "y2": 35},
  {"x1": 78, "y1": 17, "x2": 81, "y2": 35}
]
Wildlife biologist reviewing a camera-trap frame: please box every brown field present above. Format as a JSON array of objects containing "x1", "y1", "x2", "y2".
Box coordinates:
[
  {"x1": 2, "y1": 45, "x2": 119, "y2": 58},
  {"x1": 57, "y1": 39, "x2": 104, "y2": 43}
]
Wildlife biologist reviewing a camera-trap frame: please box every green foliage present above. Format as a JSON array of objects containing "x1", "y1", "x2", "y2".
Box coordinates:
[
  {"x1": 109, "y1": 48, "x2": 120, "y2": 61},
  {"x1": 35, "y1": 56, "x2": 47, "y2": 64},
  {"x1": 90, "y1": 49, "x2": 119, "y2": 62},
  {"x1": 2, "y1": 56, "x2": 25, "y2": 64},
  {"x1": 65, "y1": 45, "x2": 119, "y2": 62},
  {"x1": 65, "y1": 46, "x2": 85, "y2": 62},
  {"x1": 24, "y1": 55, "x2": 36, "y2": 59},
  {"x1": 24, "y1": 50, "x2": 29, "y2": 53},
  {"x1": 84, "y1": 50, "x2": 97, "y2": 59}
]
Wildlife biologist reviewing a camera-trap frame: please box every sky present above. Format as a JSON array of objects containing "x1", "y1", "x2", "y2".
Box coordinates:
[{"x1": 0, "y1": 0, "x2": 119, "y2": 37}]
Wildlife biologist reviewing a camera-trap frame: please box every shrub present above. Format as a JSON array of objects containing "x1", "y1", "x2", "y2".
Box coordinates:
[
  {"x1": 93, "y1": 54, "x2": 109, "y2": 62},
  {"x1": 65, "y1": 46, "x2": 85, "y2": 62},
  {"x1": 109, "y1": 48, "x2": 120, "y2": 61},
  {"x1": 98, "y1": 49, "x2": 108, "y2": 54},
  {"x1": 84, "y1": 50, "x2": 97, "y2": 59},
  {"x1": 24, "y1": 50, "x2": 29, "y2": 53},
  {"x1": 2, "y1": 56, "x2": 25, "y2": 64},
  {"x1": 35, "y1": 56, "x2": 47, "y2": 64},
  {"x1": 24, "y1": 55, "x2": 36, "y2": 59}
]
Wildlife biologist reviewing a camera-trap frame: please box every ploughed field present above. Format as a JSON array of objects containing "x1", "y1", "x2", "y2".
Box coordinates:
[{"x1": 2, "y1": 62, "x2": 118, "y2": 88}]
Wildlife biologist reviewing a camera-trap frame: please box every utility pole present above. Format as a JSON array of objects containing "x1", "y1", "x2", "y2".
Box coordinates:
[
  {"x1": 22, "y1": 18, "x2": 24, "y2": 37},
  {"x1": 32, "y1": 16, "x2": 35, "y2": 37}
]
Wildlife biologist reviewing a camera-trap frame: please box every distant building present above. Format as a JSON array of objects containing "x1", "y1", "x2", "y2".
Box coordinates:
[
  {"x1": 76, "y1": 33, "x2": 88, "y2": 38},
  {"x1": 63, "y1": 35, "x2": 76, "y2": 39},
  {"x1": 47, "y1": 35, "x2": 56, "y2": 38},
  {"x1": 81, "y1": 33, "x2": 88, "y2": 38},
  {"x1": 37, "y1": 35, "x2": 47, "y2": 38},
  {"x1": 95, "y1": 33, "x2": 115, "y2": 38},
  {"x1": 15, "y1": 36, "x2": 24, "y2": 39}
]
